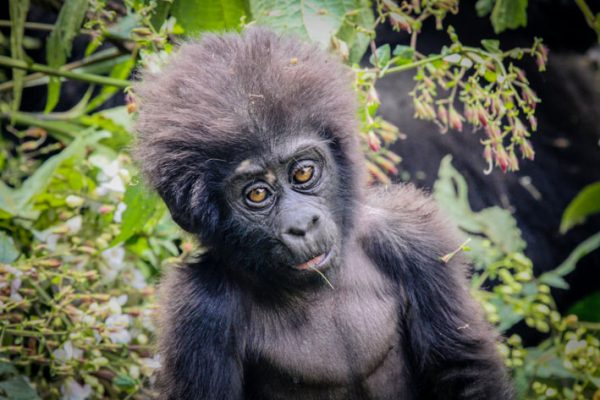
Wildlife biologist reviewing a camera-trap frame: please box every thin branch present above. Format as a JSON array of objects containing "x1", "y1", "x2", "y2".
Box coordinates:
[{"x1": 0, "y1": 55, "x2": 131, "y2": 88}]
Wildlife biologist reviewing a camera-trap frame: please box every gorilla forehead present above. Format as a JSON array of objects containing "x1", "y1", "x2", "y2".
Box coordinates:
[{"x1": 135, "y1": 27, "x2": 358, "y2": 157}]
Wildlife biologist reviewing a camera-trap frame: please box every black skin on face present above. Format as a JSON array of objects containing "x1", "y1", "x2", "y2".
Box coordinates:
[{"x1": 135, "y1": 28, "x2": 514, "y2": 400}]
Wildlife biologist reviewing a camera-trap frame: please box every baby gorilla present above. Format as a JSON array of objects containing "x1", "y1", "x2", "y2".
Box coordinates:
[{"x1": 135, "y1": 28, "x2": 513, "y2": 400}]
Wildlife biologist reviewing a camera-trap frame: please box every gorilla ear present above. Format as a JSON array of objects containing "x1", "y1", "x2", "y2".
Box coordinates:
[{"x1": 157, "y1": 176, "x2": 220, "y2": 240}]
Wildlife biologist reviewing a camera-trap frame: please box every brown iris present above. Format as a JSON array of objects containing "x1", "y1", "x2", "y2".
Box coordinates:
[
  {"x1": 293, "y1": 165, "x2": 314, "y2": 184},
  {"x1": 247, "y1": 187, "x2": 268, "y2": 203}
]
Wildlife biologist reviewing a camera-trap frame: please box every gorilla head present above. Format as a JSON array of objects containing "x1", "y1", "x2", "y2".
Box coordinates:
[{"x1": 135, "y1": 28, "x2": 365, "y2": 287}]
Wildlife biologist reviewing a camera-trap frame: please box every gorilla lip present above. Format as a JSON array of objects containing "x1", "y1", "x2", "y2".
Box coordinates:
[{"x1": 294, "y1": 251, "x2": 331, "y2": 271}]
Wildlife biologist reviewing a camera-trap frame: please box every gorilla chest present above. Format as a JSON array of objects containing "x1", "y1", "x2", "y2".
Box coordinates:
[{"x1": 250, "y1": 273, "x2": 400, "y2": 385}]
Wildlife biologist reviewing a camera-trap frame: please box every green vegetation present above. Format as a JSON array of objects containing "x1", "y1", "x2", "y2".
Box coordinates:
[{"x1": 0, "y1": 0, "x2": 598, "y2": 398}]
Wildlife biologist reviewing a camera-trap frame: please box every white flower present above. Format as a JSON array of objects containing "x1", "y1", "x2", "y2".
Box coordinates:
[
  {"x1": 65, "y1": 216, "x2": 82, "y2": 234},
  {"x1": 106, "y1": 314, "x2": 132, "y2": 344},
  {"x1": 10, "y1": 277, "x2": 22, "y2": 301},
  {"x1": 130, "y1": 269, "x2": 147, "y2": 289},
  {"x1": 61, "y1": 378, "x2": 92, "y2": 400},
  {"x1": 95, "y1": 176, "x2": 125, "y2": 196},
  {"x1": 140, "y1": 355, "x2": 161, "y2": 377},
  {"x1": 65, "y1": 195, "x2": 84, "y2": 208},
  {"x1": 101, "y1": 246, "x2": 125, "y2": 271},
  {"x1": 53, "y1": 340, "x2": 83, "y2": 363},
  {"x1": 113, "y1": 202, "x2": 127, "y2": 223}
]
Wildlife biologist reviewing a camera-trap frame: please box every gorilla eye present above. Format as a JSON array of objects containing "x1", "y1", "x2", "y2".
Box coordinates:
[
  {"x1": 291, "y1": 163, "x2": 316, "y2": 185},
  {"x1": 245, "y1": 185, "x2": 272, "y2": 207}
]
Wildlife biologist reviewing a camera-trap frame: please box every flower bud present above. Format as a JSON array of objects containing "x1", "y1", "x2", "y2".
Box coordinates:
[
  {"x1": 389, "y1": 13, "x2": 411, "y2": 32},
  {"x1": 448, "y1": 107, "x2": 464, "y2": 131},
  {"x1": 508, "y1": 151, "x2": 519, "y2": 171},
  {"x1": 513, "y1": 118, "x2": 528, "y2": 138},
  {"x1": 477, "y1": 106, "x2": 489, "y2": 127},
  {"x1": 495, "y1": 146, "x2": 509, "y2": 173},
  {"x1": 520, "y1": 139, "x2": 535, "y2": 160},
  {"x1": 528, "y1": 115, "x2": 538, "y2": 131},
  {"x1": 367, "y1": 131, "x2": 381, "y2": 152},
  {"x1": 437, "y1": 105, "x2": 448, "y2": 126}
]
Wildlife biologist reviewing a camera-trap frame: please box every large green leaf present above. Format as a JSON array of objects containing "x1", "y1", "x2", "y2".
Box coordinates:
[
  {"x1": 8, "y1": 0, "x2": 30, "y2": 113},
  {"x1": 109, "y1": 180, "x2": 160, "y2": 247},
  {"x1": 335, "y1": 0, "x2": 374, "y2": 64},
  {"x1": 0, "y1": 361, "x2": 40, "y2": 400},
  {"x1": 45, "y1": 0, "x2": 88, "y2": 112},
  {"x1": 560, "y1": 181, "x2": 600, "y2": 233},
  {"x1": 171, "y1": 0, "x2": 248, "y2": 35},
  {"x1": 490, "y1": 0, "x2": 527, "y2": 33},
  {"x1": 539, "y1": 230, "x2": 600, "y2": 289},
  {"x1": 0, "y1": 231, "x2": 19, "y2": 263},
  {"x1": 250, "y1": 0, "x2": 361, "y2": 47},
  {"x1": 568, "y1": 291, "x2": 600, "y2": 322}
]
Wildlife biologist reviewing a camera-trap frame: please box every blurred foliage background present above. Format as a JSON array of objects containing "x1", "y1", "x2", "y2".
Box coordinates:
[{"x1": 0, "y1": 0, "x2": 598, "y2": 399}]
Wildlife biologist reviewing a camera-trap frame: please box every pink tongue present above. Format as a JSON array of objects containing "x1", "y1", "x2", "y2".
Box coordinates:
[{"x1": 297, "y1": 254, "x2": 325, "y2": 270}]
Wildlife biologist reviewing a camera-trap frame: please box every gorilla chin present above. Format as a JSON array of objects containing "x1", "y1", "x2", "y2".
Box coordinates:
[{"x1": 135, "y1": 27, "x2": 514, "y2": 400}]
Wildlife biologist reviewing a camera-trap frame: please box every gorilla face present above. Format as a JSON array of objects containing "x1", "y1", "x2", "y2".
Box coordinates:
[{"x1": 220, "y1": 135, "x2": 343, "y2": 281}]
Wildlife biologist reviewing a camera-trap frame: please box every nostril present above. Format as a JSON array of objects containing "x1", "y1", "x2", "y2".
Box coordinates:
[{"x1": 311, "y1": 215, "x2": 319, "y2": 225}]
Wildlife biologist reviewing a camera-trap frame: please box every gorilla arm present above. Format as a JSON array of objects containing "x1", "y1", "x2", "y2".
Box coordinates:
[
  {"x1": 156, "y1": 264, "x2": 245, "y2": 400},
  {"x1": 360, "y1": 185, "x2": 514, "y2": 400}
]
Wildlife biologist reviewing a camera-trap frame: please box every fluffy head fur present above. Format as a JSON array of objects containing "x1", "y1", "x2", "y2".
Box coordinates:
[{"x1": 135, "y1": 28, "x2": 364, "y2": 243}]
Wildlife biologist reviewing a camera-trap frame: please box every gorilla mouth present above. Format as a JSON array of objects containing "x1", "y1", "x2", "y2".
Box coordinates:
[{"x1": 293, "y1": 251, "x2": 332, "y2": 271}]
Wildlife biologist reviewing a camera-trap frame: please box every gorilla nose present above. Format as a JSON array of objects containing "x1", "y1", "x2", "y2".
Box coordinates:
[{"x1": 284, "y1": 213, "x2": 320, "y2": 237}]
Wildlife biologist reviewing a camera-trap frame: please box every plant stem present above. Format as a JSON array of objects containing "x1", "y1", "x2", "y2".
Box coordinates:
[
  {"x1": 383, "y1": 53, "x2": 446, "y2": 75},
  {"x1": 574, "y1": 0, "x2": 598, "y2": 33},
  {"x1": 0, "y1": 55, "x2": 131, "y2": 88},
  {"x1": 0, "y1": 48, "x2": 123, "y2": 91}
]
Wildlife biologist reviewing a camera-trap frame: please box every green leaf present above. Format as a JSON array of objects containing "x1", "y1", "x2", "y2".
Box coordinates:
[
  {"x1": 171, "y1": 0, "x2": 248, "y2": 35},
  {"x1": 475, "y1": 0, "x2": 494, "y2": 17},
  {"x1": 392, "y1": 45, "x2": 414, "y2": 65},
  {"x1": 8, "y1": 0, "x2": 30, "y2": 113},
  {"x1": 150, "y1": 0, "x2": 173, "y2": 31},
  {"x1": 568, "y1": 291, "x2": 600, "y2": 322},
  {"x1": 490, "y1": 0, "x2": 527, "y2": 33},
  {"x1": 250, "y1": 0, "x2": 359, "y2": 47},
  {"x1": 86, "y1": 58, "x2": 136, "y2": 112},
  {"x1": 45, "y1": 0, "x2": 88, "y2": 112},
  {"x1": 538, "y1": 272, "x2": 569, "y2": 290},
  {"x1": 481, "y1": 39, "x2": 501, "y2": 53},
  {"x1": 335, "y1": 0, "x2": 375, "y2": 64},
  {"x1": 113, "y1": 374, "x2": 137, "y2": 389},
  {"x1": 109, "y1": 180, "x2": 160, "y2": 247},
  {"x1": 0, "y1": 376, "x2": 40, "y2": 400},
  {"x1": 433, "y1": 156, "x2": 527, "y2": 269},
  {"x1": 560, "y1": 181, "x2": 600, "y2": 233},
  {"x1": 541, "y1": 230, "x2": 600, "y2": 284},
  {"x1": 369, "y1": 44, "x2": 391, "y2": 68},
  {"x1": 0, "y1": 232, "x2": 19, "y2": 263}
]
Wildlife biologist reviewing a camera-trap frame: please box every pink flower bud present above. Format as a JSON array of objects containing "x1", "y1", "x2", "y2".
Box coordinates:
[
  {"x1": 528, "y1": 115, "x2": 538, "y2": 131},
  {"x1": 448, "y1": 107, "x2": 464, "y2": 131},
  {"x1": 495, "y1": 146, "x2": 509, "y2": 173},
  {"x1": 477, "y1": 107, "x2": 489, "y2": 127},
  {"x1": 508, "y1": 151, "x2": 520, "y2": 171},
  {"x1": 520, "y1": 139, "x2": 535, "y2": 160},
  {"x1": 437, "y1": 105, "x2": 448, "y2": 125},
  {"x1": 513, "y1": 118, "x2": 528, "y2": 138},
  {"x1": 389, "y1": 13, "x2": 411, "y2": 32},
  {"x1": 367, "y1": 131, "x2": 381, "y2": 152}
]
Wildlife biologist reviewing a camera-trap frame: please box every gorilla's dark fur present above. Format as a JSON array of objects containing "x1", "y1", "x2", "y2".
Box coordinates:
[{"x1": 135, "y1": 28, "x2": 513, "y2": 400}]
